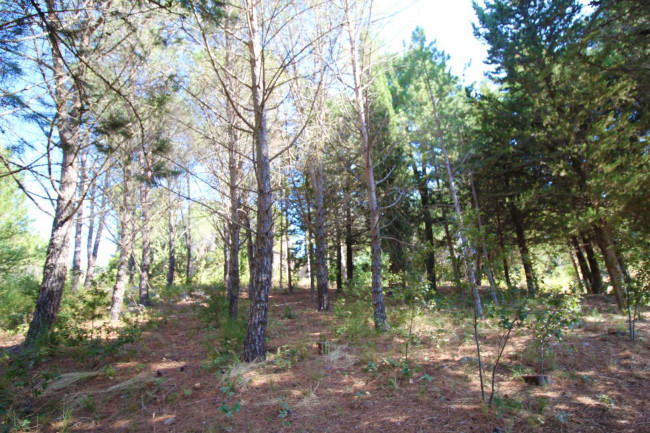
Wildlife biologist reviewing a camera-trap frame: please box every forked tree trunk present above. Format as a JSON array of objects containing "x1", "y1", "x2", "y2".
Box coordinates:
[
  {"x1": 110, "y1": 165, "x2": 133, "y2": 321},
  {"x1": 244, "y1": 0, "x2": 274, "y2": 361},
  {"x1": 435, "y1": 174, "x2": 462, "y2": 292},
  {"x1": 344, "y1": 0, "x2": 387, "y2": 329},
  {"x1": 309, "y1": 160, "x2": 330, "y2": 311}
]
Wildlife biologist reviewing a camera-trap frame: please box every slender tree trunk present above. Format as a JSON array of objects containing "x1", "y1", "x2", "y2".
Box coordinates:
[
  {"x1": 335, "y1": 219, "x2": 343, "y2": 294},
  {"x1": 285, "y1": 202, "x2": 293, "y2": 294},
  {"x1": 571, "y1": 236, "x2": 593, "y2": 293},
  {"x1": 166, "y1": 182, "x2": 176, "y2": 289},
  {"x1": 70, "y1": 154, "x2": 86, "y2": 293},
  {"x1": 345, "y1": 0, "x2": 387, "y2": 329},
  {"x1": 309, "y1": 160, "x2": 330, "y2": 311},
  {"x1": 85, "y1": 176, "x2": 107, "y2": 288},
  {"x1": 582, "y1": 234, "x2": 603, "y2": 294},
  {"x1": 412, "y1": 161, "x2": 437, "y2": 293},
  {"x1": 307, "y1": 204, "x2": 315, "y2": 302},
  {"x1": 279, "y1": 206, "x2": 284, "y2": 290},
  {"x1": 110, "y1": 165, "x2": 133, "y2": 321},
  {"x1": 425, "y1": 71, "x2": 482, "y2": 316},
  {"x1": 593, "y1": 220, "x2": 626, "y2": 309},
  {"x1": 434, "y1": 173, "x2": 462, "y2": 292},
  {"x1": 246, "y1": 211, "x2": 255, "y2": 299},
  {"x1": 227, "y1": 135, "x2": 241, "y2": 320},
  {"x1": 508, "y1": 200, "x2": 536, "y2": 296},
  {"x1": 139, "y1": 180, "x2": 151, "y2": 305},
  {"x1": 470, "y1": 175, "x2": 498, "y2": 304},
  {"x1": 344, "y1": 201, "x2": 354, "y2": 285},
  {"x1": 223, "y1": 226, "x2": 229, "y2": 287},
  {"x1": 244, "y1": 0, "x2": 274, "y2": 361},
  {"x1": 85, "y1": 175, "x2": 96, "y2": 285},
  {"x1": 185, "y1": 173, "x2": 193, "y2": 286},
  {"x1": 495, "y1": 208, "x2": 512, "y2": 288},
  {"x1": 567, "y1": 241, "x2": 585, "y2": 293}
]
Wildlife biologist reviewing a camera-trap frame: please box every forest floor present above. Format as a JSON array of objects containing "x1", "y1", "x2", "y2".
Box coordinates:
[{"x1": 1, "y1": 286, "x2": 649, "y2": 433}]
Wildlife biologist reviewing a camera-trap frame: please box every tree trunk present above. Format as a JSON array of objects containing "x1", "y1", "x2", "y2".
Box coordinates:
[
  {"x1": 84, "y1": 175, "x2": 107, "y2": 288},
  {"x1": 470, "y1": 175, "x2": 498, "y2": 304},
  {"x1": 139, "y1": 180, "x2": 151, "y2": 305},
  {"x1": 85, "y1": 176, "x2": 96, "y2": 286},
  {"x1": 571, "y1": 236, "x2": 593, "y2": 293},
  {"x1": 434, "y1": 173, "x2": 462, "y2": 292},
  {"x1": 244, "y1": 0, "x2": 274, "y2": 361},
  {"x1": 227, "y1": 139, "x2": 241, "y2": 320},
  {"x1": 412, "y1": 161, "x2": 437, "y2": 293},
  {"x1": 166, "y1": 182, "x2": 176, "y2": 289},
  {"x1": 246, "y1": 211, "x2": 255, "y2": 299},
  {"x1": 582, "y1": 234, "x2": 603, "y2": 294},
  {"x1": 593, "y1": 220, "x2": 626, "y2": 309},
  {"x1": 24, "y1": 4, "x2": 82, "y2": 346},
  {"x1": 345, "y1": 192, "x2": 354, "y2": 282},
  {"x1": 345, "y1": 0, "x2": 387, "y2": 329},
  {"x1": 185, "y1": 173, "x2": 193, "y2": 286},
  {"x1": 424, "y1": 71, "x2": 482, "y2": 316},
  {"x1": 285, "y1": 198, "x2": 293, "y2": 294},
  {"x1": 309, "y1": 160, "x2": 330, "y2": 311},
  {"x1": 508, "y1": 200, "x2": 536, "y2": 296},
  {"x1": 567, "y1": 241, "x2": 585, "y2": 293},
  {"x1": 335, "y1": 219, "x2": 343, "y2": 294},
  {"x1": 110, "y1": 166, "x2": 133, "y2": 321},
  {"x1": 307, "y1": 204, "x2": 315, "y2": 302},
  {"x1": 70, "y1": 154, "x2": 86, "y2": 293},
  {"x1": 495, "y1": 208, "x2": 512, "y2": 288}
]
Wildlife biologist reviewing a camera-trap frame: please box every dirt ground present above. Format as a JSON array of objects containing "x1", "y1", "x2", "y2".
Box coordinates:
[{"x1": 1, "y1": 288, "x2": 649, "y2": 433}]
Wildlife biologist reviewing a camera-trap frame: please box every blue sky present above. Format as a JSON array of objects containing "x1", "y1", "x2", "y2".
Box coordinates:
[{"x1": 375, "y1": 0, "x2": 490, "y2": 85}]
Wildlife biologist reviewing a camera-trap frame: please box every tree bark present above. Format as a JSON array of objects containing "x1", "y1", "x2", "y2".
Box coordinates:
[
  {"x1": 593, "y1": 220, "x2": 626, "y2": 309},
  {"x1": 582, "y1": 234, "x2": 603, "y2": 294},
  {"x1": 24, "y1": 2, "x2": 82, "y2": 346},
  {"x1": 166, "y1": 182, "x2": 176, "y2": 289},
  {"x1": 185, "y1": 173, "x2": 193, "y2": 286},
  {"x1": 110, "y1": 165, "x2": 133, "y2": 321},
  {"x1": 227, "y1": 132, "x2": 241, "y2": 320},
  {"x1": 424, "y1": 70, "x2": 482, "y2": 316},
  {"x1": 335, "y1": 218, "x2": 343, "y2": 294},
  {"x1": 345, "y1": 191, "x2": 354, "y2": 282},
  {"x1": 285, "y1": 201, "x2": 293, "y2": 294},
  {"x1": 495, "y1": 207, "x2": 512, "y2": 288},
  {"x1": 508, "y1": 200, "x2": 536, "y2": 296},
  {"x1": 412, "y1": 161, "x2": 437, "y2": 293},
  {"x1": 245, "y1": 211, "x2": 255, "y2": 299},
  {"x1": 243, "y1": 0, "x2": 274, "y2": 361},
  {"x1": 307, "y1": 204, "x2": 315, "y2": 302},
  {"x1": 139, "y1": 180, "x2": 151, "y2": 305},
  {"x1": 571, "y1": 236, "x2": 592, "y2": 293},
  {"x1": 344, "y1": 0, "x2": 387, "y2": 329},
  {"x1": 309, "y1": 160, "x2": 330, "y2": 311},
  {"x1": 567, "y1": 241, "x2": 585, "y2": 293},
  {"x1": 84, "y1": 175, "x2": 107, "y2": 288},
  {"x1": 470, "y1": 175, "x2": 498, "y2": 304},
  {"x1": 70, "y1": 153, "x2": 86, "y2": 293}
]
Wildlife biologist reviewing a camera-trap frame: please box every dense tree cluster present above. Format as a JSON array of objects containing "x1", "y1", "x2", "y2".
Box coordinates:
[{"x1": 0, "y1": 0, "x2": 648, "y2": 358}]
